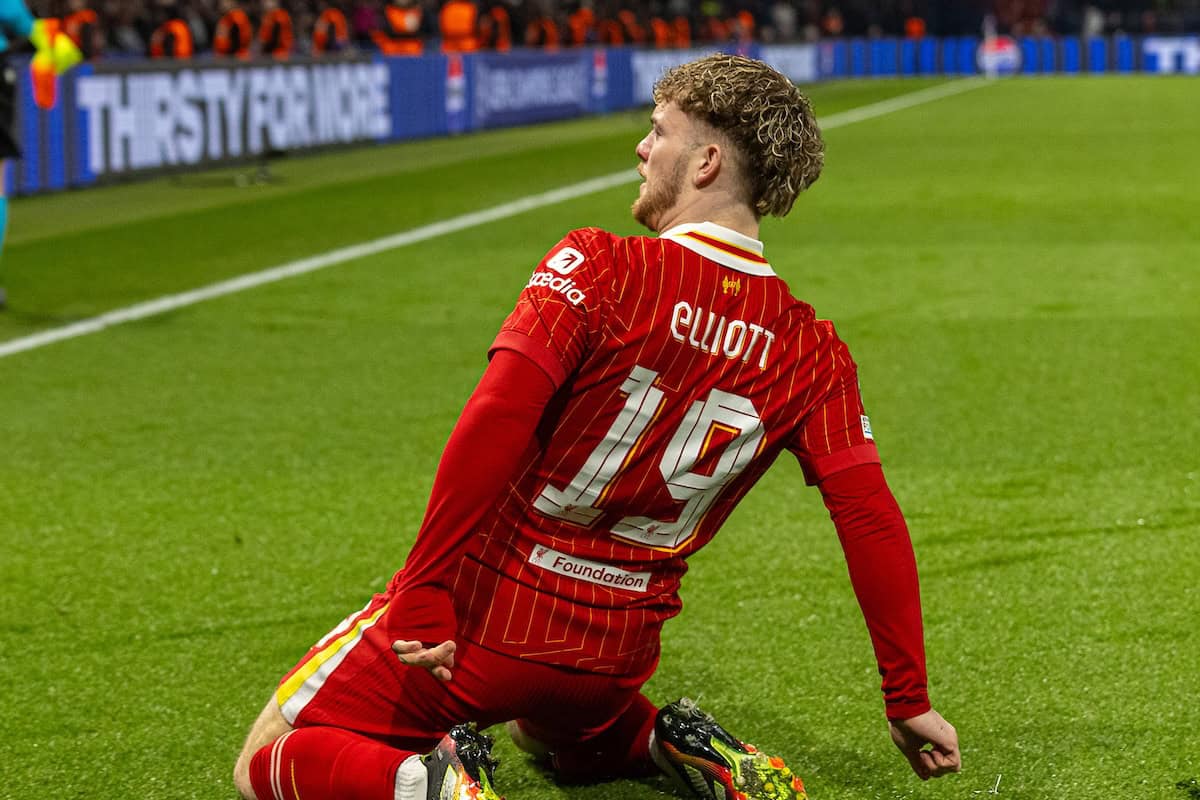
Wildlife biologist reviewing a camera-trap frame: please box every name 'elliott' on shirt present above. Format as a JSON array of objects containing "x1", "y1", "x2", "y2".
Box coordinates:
[{"x1": 670, "y1": 299, "x2": 776, "y2": 369}]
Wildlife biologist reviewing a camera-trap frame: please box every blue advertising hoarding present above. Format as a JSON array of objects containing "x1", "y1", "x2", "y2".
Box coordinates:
[
  {"x1": 9, "y1": 36, "x2": 1198, "y2": 196},
  {"x1": 469, "y1": 50, "x2": 597, "y2": 129}
]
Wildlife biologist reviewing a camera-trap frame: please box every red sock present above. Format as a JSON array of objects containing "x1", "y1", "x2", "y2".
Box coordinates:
[
  {"x1": 551, "y1": 693, "x2": 659, "y2": 783},
  {"x1": 248, "y1": 726, "x2": 414, "y2": 800}
]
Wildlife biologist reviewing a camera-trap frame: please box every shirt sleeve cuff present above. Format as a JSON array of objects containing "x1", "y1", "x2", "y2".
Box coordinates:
[
  {"x1": 885, "y1": 696, "x2": 932, "y2": 721},
  {"x1": 802, "y1": 443, "x2": 881, "y2": 485},
  {"x1": 489, "y1": 330, "x2": 567, "y2": 389}
]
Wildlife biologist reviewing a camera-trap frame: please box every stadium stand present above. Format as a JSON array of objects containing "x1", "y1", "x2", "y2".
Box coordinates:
[{"x1": 23, "y1": 0, "x2": 1200, "y2": 61}]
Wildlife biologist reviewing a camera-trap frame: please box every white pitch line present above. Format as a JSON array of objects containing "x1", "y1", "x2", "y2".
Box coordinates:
[
  {"x1": 816, "y1": 77, "x2": 989, "y2": 128},
  {"x1": 0, "y1": 77, "x2": 989, "y2": 361}
]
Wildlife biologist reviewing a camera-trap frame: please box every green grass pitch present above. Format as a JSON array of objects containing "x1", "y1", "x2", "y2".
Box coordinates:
[{"x1": 1, "y1": 76, "x2": 1197, "y2": 799}]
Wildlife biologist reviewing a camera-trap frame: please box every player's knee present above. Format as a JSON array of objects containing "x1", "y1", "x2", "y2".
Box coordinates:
[
  {"x1": 232, "y1": 751, "x2": 257, "y2": 800},
  {"x1": 234, "y1": 699, "x2": 292, "y2": 800},
  {"x1": 507, "y1": 720, "x2": 551, "y2": 759}
]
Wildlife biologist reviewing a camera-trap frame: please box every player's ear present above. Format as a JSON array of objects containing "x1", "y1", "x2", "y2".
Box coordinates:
[{"x1": 693, "y1": 143, "x2": 722, "y2": 189}]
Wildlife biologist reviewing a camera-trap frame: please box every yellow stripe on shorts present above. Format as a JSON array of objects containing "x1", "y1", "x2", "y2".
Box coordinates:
[{"x1": 275, "y1": 602, "x2": 389, "y2": 720}]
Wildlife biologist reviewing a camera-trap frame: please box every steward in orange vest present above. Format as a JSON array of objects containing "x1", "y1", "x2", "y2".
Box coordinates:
[
  {"x1": 439, "y1": 0, "x2": 479, "y2": 53},
  {"x1": 904, "y1": 16, "x2": 927, "y2": 38},
  {"x1": 728, "y1": 9, "x2": 754, "y2": 45},
  {"x1": 214, "y1": 0, "x2": 252, "y2": 58},
  {"x1": 258, "y1": 0, "x2": 293, "y2": 60},
  {"x1": 649, "y1": 17, "x2": 671, "y2": 49},
  {"x1": 671, "y1": 15, "x2": 691, "y2": 47},
  {"x1": 701, "y1": 12, "x2": 729, "y2": 42},
  {"x1": 524, "y1": 14, "x2": 559, "y2": 49},
  {"x1": 312, "y1": 2, "x2": 350, "y2": 54},
  {"x1": 149, "y1": 17, "x2": 194, "y2": 59},
  {"x1": 371, "y1": 0, "x2": 423, "y2": 56},
  {"x1": 566, "y1": 6, "x2": 593, "y2": 46},
  {"x1": 617, "y1": 9, "x2": 644, "y2": 45},
  {"x1": 63, "y1": 0, "x2": 100, "y2": 60},
  {"x1": 597, "y1": 16, "x2": 623, "y2": 45},
  {"x1": 478, "y1": 3, "x2": 511, "y2": 52}
]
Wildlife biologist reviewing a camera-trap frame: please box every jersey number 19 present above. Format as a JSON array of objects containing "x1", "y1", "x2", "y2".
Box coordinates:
[{"x1": 534, "y1": 365, "x2": 765, "y2": 551}]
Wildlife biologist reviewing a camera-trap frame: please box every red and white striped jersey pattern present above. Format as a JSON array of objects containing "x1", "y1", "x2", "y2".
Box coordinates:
[{"x1": 453, "y1": 222, "x2": 879, "y2": 675}]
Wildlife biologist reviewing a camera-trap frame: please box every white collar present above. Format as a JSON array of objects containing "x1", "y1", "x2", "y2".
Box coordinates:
[{"x1": 660, "y1": 222, "x2": 775, "y2": 277}]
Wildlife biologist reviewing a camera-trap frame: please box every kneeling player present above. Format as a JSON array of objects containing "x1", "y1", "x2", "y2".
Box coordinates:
[{"x1": 234, "y1": 53, "x2": 960, "y2": 800}]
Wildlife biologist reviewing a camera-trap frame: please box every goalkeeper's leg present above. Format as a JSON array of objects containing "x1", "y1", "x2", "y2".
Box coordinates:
[
  {"x1": 0, "y1": 63, "x2": 19, "y2": 311},
  {"x1": 0, "y1": 0, "x2": 33, "y2": 38}
]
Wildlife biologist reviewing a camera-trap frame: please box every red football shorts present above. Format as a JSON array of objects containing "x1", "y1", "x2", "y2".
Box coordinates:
[{"x1": 273, "y1": 589, "x2": 655, "y2": 752}]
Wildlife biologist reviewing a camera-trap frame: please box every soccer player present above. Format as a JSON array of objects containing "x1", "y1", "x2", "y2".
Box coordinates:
[
  {"x1": 233, "y1": 54, "x2": 961, "y2": 800},
  {"x1": 0, "y1": 0, "x2": 80, "y2": 309}
]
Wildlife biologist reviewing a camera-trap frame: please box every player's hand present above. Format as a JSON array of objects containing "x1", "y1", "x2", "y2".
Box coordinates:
[
  {"x1": 391, "y1": 639, "x2": 456, "y2": 682},
  {"x1": 888, "y1": 708, "x2": 961, "y2": 780}
]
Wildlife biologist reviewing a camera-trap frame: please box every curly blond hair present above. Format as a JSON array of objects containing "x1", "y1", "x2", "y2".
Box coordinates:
[{"x1": 653, "y1": 54, "x2": 824, "y2": 218}]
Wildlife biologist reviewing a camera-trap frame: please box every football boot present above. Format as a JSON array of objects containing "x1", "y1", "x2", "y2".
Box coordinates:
[
  {"x1": 422, "y1": 724, "x2": 504, "y2": 800},
  {"x1": 652, "y1": 698, "x2": 807, "y2": 800}
]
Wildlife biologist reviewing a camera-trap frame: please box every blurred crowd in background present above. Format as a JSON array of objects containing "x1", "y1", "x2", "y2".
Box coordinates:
[{"x1": 26, "y1": 0, "x2": 1200, "y2": 61}]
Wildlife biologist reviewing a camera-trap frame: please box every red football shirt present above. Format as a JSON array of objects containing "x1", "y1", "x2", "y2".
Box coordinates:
[{"x1": 448, "y1": 222, "x2": 881, "y2": 675}]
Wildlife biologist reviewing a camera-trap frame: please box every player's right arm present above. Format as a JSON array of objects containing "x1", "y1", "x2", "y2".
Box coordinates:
[{"x1": 888, "y1": 708, "x2": 961, "y2": 780}]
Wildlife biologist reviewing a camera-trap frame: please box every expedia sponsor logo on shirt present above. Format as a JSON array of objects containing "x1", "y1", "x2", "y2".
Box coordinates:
[
  {"x1": 528, "y1": 545, "x2": 651, "y2": 593},
  {"x1": 526, "y1": 270, "x2": 587, "y2": 306},
  {"x1": 546, "y1": 247, "x2": 585, "y2": 275}
]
